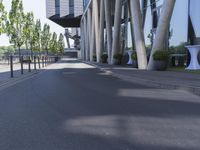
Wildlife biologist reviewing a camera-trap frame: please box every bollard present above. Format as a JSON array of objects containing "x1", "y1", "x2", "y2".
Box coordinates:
[
  {"x1": 45, "y1": 56, "x2": 47, "y2": 66},
  {"x1": 28, "y1": 56, "x2": 31, "y2": 72},
  {"x1": 10, "y1": 55, "x2": 14, "y2": 78},
  {"x1": 34, "y1": 56, "x2": 36, "y2": 70},
  {"x1": 42, "y1": 56, "x2": 44, "y2": 68},
  {"x1": 38, "y1": 56, "x2": 41, "y2": 69},
  {"x1": 21, "y1": 56, "x2": 24, "y2": 75}
]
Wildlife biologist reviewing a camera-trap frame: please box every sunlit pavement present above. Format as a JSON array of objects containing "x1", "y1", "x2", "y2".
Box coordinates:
[{"x1": 0, "y1": 58, "x2": 200, "y2": 150}]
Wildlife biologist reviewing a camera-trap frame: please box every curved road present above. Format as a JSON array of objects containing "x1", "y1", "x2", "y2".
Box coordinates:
[{"x1": 0, "y1": 59, "x2": 200, "y2": 150}]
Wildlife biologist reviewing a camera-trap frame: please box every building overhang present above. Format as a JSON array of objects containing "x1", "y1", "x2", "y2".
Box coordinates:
[{"x1": 49, "y1": 14, "x2": 82, "y2": 28}]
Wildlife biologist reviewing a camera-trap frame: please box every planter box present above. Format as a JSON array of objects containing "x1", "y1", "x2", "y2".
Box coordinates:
[
  {"x1": 113, "y1": 59, "x2": 121, "y2": 65},
  {"x1": 154, "y1": 60, "x2": 168, "y2": 71},
  {"x1": 132, "y1": 60, "x2": 138, "y2": 68}
]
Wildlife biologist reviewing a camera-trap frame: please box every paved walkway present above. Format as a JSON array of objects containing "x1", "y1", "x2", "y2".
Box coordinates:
[
  {"x1": 0, "y1": 62, "x2": 49, "y2": 89},
  {"x1": 84, "y1": 62, "x2": 200, "y2": 95}
]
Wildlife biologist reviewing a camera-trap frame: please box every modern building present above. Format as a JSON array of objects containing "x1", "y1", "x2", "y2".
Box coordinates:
[
  {"x1": 46, "y1": 0, "x2": 200, "y2": 65},
  {"x1": 80, "y1": 0, "x2": 200, "y2": 64},
  {"x1": 46, "y1": 0, "x2": 88, "y2": 52},
  {"x1": 46, "y1": 0, "x2": 86, "y2": 27}
]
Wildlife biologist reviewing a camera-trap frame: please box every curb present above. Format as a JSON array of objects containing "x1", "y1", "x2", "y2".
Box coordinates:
[{"x1": 83, "y1": 61, "x2": 200, "y2": 96}]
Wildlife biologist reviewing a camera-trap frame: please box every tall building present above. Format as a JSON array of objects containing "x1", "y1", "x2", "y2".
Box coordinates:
[
  {"x1": 46, "y1": 0, "x2": 89, "y2": 49},
  {"x1": 46, "y1": 0, "x2": 85, "y2": 27},
  {"x1": 46, "y1": 0, "x2": 200, "y2": 64}
]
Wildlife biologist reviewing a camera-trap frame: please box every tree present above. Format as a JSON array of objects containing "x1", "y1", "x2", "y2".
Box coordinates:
[
  {"x1": 148, "y1": 0, "x2": 176, "y2": 70},
  {"x1": 129, "y1": 0, "x2": 147, "y2": 69},
  {"x1": 34, "y1": 19, "x2": 42, "y2": 54},
  {"x1": 58, "y1": 33, "x2": 65, "y2": 54},
  {"x1": 49, "y1": 32, "x2": 57, "y2": 54},
  {"x1": 41, "y1": 23, "x2": 51, "y2": 54},
  {"x1": 24, "y1": 12, "x2": 36, "y2": 58},
  {"x1": 23, "y1": 12, "x2": 34, "y2": 50},
  {"x1": 7, "y1": 0, "x2": 25, "y2": 57},
  {"x1": 0, "y1": 0, "x2": 7, "y2": 35}
]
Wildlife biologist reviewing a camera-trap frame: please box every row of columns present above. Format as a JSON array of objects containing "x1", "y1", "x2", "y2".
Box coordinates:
[
  {"x1": 80, "y1": 0, "x2": 148, "y2": 66},
  {"x1": 81, "y1": 0, "x2": 121, "y2": 64}
]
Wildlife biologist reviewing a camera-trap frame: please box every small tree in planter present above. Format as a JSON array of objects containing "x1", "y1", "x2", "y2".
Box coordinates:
[
  {"x1": 153, "y1": 50, "x2": 169, "y2": 71},
  {"x1": 101, "y1": 54, "x2": 108, "y2": 63},
  {"x1": 93, "y1": 55, "x2": 97, "y2": 62},
  {"x1": 113, "y1": 53, "x2": 123, "y2": 65},
  {"x1": 131, "y1": 51, "x2": 138, "y2": 68}
]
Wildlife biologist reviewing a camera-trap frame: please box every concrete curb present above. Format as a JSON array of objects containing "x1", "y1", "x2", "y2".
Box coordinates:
[{"x1": 83, "y1": 61, "x2": 200, "y2": 96}]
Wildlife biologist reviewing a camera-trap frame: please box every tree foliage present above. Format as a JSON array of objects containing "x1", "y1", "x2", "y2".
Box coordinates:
[
  {"x1": 41, "y1": 23, "x2": 51, "y2": 54},
  {"x1": 58, "y1": 33, "x2": 65, "y2": 54},
  {"x1": 49, "y1": 32, "x2": 58, "y2": 54},
  {"x1": 23, "y1": 12, "x2": 34, "y2": 50},
  {"x1": 34, "y1": 19, "x2": 42, "y2": 52},
  {"x1": 7, "y1": 0, "x2": 25, "y2": 56},
  {"x1": 0, "y1": 0, "x2": 7, "y2": 35}
]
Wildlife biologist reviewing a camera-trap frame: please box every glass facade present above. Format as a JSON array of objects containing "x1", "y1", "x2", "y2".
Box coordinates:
[
  {"x1": 83, "y1": 0, "x2": 89, "y2": 10},
  {"x1": 69, "y1": 0, "x2": 74, "y2": 14},
  {"x1": 55, "y1": 0, "x2": 60, "y2": 15}
]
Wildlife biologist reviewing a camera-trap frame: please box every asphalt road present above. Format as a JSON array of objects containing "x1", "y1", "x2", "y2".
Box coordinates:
[{"x1": 0, "y1": 59, "x2": 200, "y2": 150}]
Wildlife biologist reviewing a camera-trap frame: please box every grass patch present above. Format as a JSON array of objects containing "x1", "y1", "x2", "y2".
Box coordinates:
[{"x1": 168, "y1": 66, "x2": 200, "y2": 74}]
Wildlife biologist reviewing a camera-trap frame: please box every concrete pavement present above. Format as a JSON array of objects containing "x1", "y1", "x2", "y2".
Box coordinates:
[
  {"x1": 84, "y1": 62, "x2": 200, "y2": 96},
  {"x1": 0, "y1": 59, "x2": 200, "y2": 150}
]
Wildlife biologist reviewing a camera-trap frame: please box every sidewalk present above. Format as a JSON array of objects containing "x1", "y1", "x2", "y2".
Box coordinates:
[
  {"x1": 84, "y1": 61, "x2": 200, "y2": 96},
  {"x1": 0, "y1": 62, "x2": 49, "y2": 91}
]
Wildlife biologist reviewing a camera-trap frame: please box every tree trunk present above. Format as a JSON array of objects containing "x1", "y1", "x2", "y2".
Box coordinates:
[
  {"x1": 148, "y1": 0, "x2": 176, "y2": 70},
  {"x1": 129, "y1": 0, "x2": 148, "y2": 69},
  {"x1": 18, "y1": 46, "x2": 21, "y2": 57}
]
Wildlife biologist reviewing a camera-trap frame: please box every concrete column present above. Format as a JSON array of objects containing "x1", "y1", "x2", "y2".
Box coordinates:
[
  {"x1": 98, "y1": 0, "x2": 105, "y2": 62},
  {"x1": 87, "y1": 9, "x2": 92, "y2": 61},
  {"x1": 80, "y1": 21, "x2": 85, "y2": 60},
  {"x1": 94, "y1": 0, "x2": 100, "y2": 62},
  {"x1": 111, "y1": 0, "x2": 123, "y2": 64},
  {"x1": 90, "y1": 4, "x2": 96, "y2": 61},
  {"x1": 84, "y1": 17, "x2": 88, "y2": 61},
  {"x1": 130, "y1": 0, "x2": 147, "y2": 69},
  {"x1": 104, "y1": 0, "x2": 112, "y2": 64},
  {"x1": 128, "y1": 0, "x2": 135, "y2": 50}
]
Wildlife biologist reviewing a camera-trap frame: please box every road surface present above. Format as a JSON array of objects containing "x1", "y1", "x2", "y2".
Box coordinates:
[{"x1": 0, "y1": 59, "x2": 200, "y2": 150}]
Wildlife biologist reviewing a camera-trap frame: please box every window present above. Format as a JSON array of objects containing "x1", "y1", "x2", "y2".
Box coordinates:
[
  {"x1": 69, "y1": 0, "x2": 74, "y2": 14},
  {"x1": 55, "y1": 0, "x2": 60, "y2": 15}
]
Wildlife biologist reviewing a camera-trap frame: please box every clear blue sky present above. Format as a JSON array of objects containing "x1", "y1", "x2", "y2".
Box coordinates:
[{"x1": 0, "y1": 0, "x2": 65, "y2": 46}]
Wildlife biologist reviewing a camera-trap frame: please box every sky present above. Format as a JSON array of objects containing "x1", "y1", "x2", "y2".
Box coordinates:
[
  {"x1": 143, "y1": 0, "x2": 188, "y2": 46},
  {"x1": 0, "y1": 0, "x2": 65, "y2": 46}
]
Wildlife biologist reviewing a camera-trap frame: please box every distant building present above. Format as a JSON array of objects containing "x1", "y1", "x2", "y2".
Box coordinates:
[
  {"x1": 46, "y1": 0, "x2": 86, "y2": 27},
  {"x1": 46, "y1": 0, "x2": 87, "y2": 51}
]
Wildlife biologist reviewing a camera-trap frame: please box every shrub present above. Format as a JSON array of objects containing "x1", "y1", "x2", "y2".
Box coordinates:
[
  {"x1": 93, "y1": 55, "x2": 97, "y2": 61},
  {"x1": 131, "y1": 51, "x2": 137, "y2": 61},
  {"x1": 113, "y1": 53, "x2": 123, "y2": 60},
  {"x1": 153, "y1": 50, "x2": 169, "y2": 61},
  {"x1": 101, "y1": 54, "x2": 108, "y2": 63}
]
